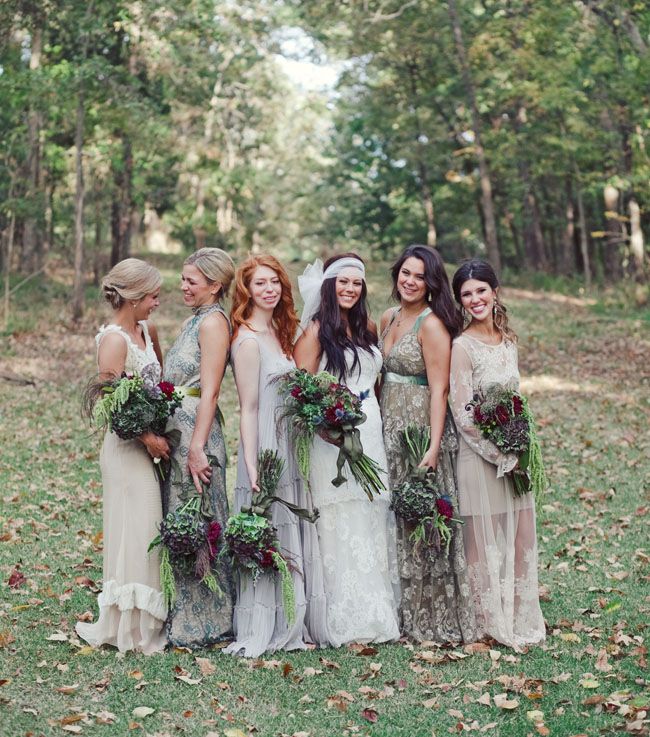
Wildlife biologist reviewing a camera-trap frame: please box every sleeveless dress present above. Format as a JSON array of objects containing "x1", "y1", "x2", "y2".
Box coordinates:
[
  {"x1": 309, "y1": 345, "x2": 400, "y2": 648},
  {"x1": 76, "y1": 322, "x2": 167, "y2": 654},
  {"x1": 449, "y1": 334, "x2": 545, "y2": 648},
  {"x1": 162, "y1": 303, "x2": 235, "y2": 648},
  {"x1": 380, "y1": 308, "x2": 476, "y2": 643},
  {"x1": 224, "y1": 329, "x2": 330, "y2": 657}
]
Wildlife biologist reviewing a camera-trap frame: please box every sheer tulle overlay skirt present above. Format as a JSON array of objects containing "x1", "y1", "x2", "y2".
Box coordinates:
[
  {"x1": 456, "y1": 437, "x2": 545, "y2": 649},
  {"x1": 76, "y1": 433, "x2": 166, "y2": 654}
]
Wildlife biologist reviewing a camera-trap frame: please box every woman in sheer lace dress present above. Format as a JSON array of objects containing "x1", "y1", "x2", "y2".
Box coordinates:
[
  {"x1": 379, "y1": 245, "x2": 476, "y2": 644},
  {"x1": 77, "y1": 259, "x2": 169, "y2": 654},
  {"x1": 449, "y1": 259, "x2": 545, "y2": 649},
  {"x1": 224, "y1": 254, "x2": 329, "y2": 658},
  {"x1": 294, "y1": 253, "x2": 400, "y2": 647}
]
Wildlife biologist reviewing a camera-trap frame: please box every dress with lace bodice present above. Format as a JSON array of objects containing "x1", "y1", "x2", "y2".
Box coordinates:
[
  {"x1": 449, "y1": 334, "x2": 545, "y2": 648},
  {"x1": 76, "y1": 321, "x2": 167, "y2": 654},
  {"x1": 380, "y1": 308, "x2": 476, "y2": 643},
  {"x1": 309, "y1": 345, "x2": 400, "y2": 647}
]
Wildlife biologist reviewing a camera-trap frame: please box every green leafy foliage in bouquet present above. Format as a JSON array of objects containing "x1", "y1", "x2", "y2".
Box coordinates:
[
  {"x1": 390, "y1": 425, "x2": 462, "y2": 555},
  {"x1": 467, "y1": 384, "x2": 548, "y2": 500},
  {"x1": 222, "y1": 450, "x2": 319, "y2": 626},
  {"x1": 275, "y1": 368, "x2": 386, "y2": 500}
]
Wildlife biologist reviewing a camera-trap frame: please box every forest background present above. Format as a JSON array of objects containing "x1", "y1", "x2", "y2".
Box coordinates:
[
  {"x1": 1, "y1": 0, "x2": 649, "y2": 324},
  {"x1": 0, "y1": 3, "x2": 649, "y2": 736}
]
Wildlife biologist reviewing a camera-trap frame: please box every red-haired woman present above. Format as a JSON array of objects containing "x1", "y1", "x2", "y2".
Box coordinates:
[{"x1": 224, "y1": 254, "x2": 330, "y2": 658}]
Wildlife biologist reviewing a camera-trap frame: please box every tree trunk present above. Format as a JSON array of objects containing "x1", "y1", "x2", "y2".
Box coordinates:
[
  {"x1": 3, "y1": 176, "x2": 16, "y2": 330},
  {"x1": 447, "y1": 0, "x2": 501, "y2": 272},
  {"x1": 576, "y1": 183, "x2": 591, "y2": 289},
  {"x1": 561, "y1": 177, "x2": 576, "y2": 275},
  {"x1": 22, "y1": 25, "x2": 43, "y2": 273},
  {"x1": 519, "y1": 160, "x2": 548, "y2": 270},
  {"x1": 603, "y1": 184, "x2": 624, "y2": 281},
  {"x1": 110, "y1": 136, "x2": 133, "y2": 266},
  {"x1": 72, "y1": 92, "x2": 86, "y2": 322},
  {"x1": 628, "y1": 197, "x2": 645, "y2": 278}
]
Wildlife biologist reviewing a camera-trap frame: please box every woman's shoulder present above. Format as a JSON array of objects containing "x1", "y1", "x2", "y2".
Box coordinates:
[{"x1": 95, "y1": 323, "x2": 127, "y2": 346}]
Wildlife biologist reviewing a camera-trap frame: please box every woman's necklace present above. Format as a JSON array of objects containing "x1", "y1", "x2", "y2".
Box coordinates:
[{"x1": 394, "y1": 305, "x2": 424, "y2": 329}]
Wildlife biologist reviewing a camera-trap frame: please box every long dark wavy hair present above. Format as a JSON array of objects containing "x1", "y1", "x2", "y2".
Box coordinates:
[
  {"x1": 391, "y1": 245, "x2": 462, "y2": 338},
  {"x1": 451, "y1": 258, "x2": 517, "y2": 342},
  {"x1": 313, "y1": 252, "x2": 377, "y2": 380}
]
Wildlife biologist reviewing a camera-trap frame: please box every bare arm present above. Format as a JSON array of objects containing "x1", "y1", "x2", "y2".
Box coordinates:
[
  {"x1": 419, "y1": 315, "x2": 451, "y2": 470},
  {"x1": 233, "y1": 337, "x2": 261, "y2": 491},
  {"x1": 293, "y1": 321, "x2": 321, "y2": 374},
  {"x1": 97, "y1": 332, "x2": 169, "y2": 460},
  {"x1": 187, "y1": 312, "x2": 230, "y2": 494}
]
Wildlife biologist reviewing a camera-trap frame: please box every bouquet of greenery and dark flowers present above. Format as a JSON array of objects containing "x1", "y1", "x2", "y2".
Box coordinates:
[
  {"x1": 148, "y1": 494, "x2": 222, "y2": 608},
  {"x1": 390, "y1": 425, "x2": 462, "y2": 555},
  {"x1": 222, "y1": 449, "x2": 319, "y2": 626},
  {"x1": 466, "y1": 384, "x2": 547, "y2": 499},
  {"x1": 275, "y1": 368, "x2": 386, "y2": 500},
  {"x1": 90, "y1": 363, "x2": 182, "y2": 439}
]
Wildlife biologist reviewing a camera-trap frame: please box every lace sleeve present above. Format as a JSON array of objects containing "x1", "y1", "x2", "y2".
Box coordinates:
[{"x1": 449, "y1": 341, "x2": 518, "y2": 477}]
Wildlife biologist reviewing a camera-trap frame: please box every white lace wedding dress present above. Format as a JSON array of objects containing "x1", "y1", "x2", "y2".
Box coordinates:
[
  {"x1": 309, "y1": 346, "x2": 400, "y2": 647},
  {"x1": 449, "y1": 334, "x2": 545, "y2": 649}
]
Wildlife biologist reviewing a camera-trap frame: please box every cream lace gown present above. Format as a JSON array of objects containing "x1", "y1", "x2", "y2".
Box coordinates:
[
  {"x1": 380, "y1": 308, "x2": 476, "y2": 644},
  {"x1": 449, "y1": 334, "x2": 545, "y2": 648},
  {"x1": 309, "y1": 347, "x2": 400, "y2": 648},
  {"x1": 76, "y1": 323, "x2": 167, "y2": 654}
]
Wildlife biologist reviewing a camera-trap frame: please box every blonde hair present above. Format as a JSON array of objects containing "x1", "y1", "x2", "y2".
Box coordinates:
[
  {"x1": 184, "y1": 248, "x2": 235, "y2": 299},
  {"x1": 101, "y1": 258, "x2": 162, "y2": 310}
]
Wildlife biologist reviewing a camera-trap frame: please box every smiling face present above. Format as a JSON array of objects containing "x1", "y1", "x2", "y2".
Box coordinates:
[
  {"x1": 181, "y1": 264, "x2": 220, "y2": 308},
  {"x1": 335, "y1": 267, "x2": 364, "y2": 312},
  {"x1": 249, "y1": 265, "x2": 282, "y2": 312},
  {"x1": 134, "y1": 289, "x2": 160, "y2": 320},
  {"x1": 396, "y1": 256, "x2": 428, "y2": 305},
  {"x1": 458, "y1": 278, "x2": 497, "y2": 322}
]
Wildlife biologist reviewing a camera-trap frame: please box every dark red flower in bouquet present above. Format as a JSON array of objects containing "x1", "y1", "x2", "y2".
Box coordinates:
[
  {"x1": 158, "y1": 381, "x2": 176, "y2": 399},
  {"x1": 512, "y1": 395, "x2": 524, "y2": 416},
  {"x1": 206, "y1": 521, "x2": 222, "y2": 559},
  {"x1": 290, "y1": 386, "x2": 303, "y2": 399},
  {"x1": 260, "y1": 548, "x2": 276, "y2": 568},
  {"x1": 436, "y1": 497, "x2": 454, "y2": 520},
  {"x1": 473, "y1": 405, "x2": 485, "y2": 424},
  {"x1": 495, "y1": 405, "x2": 510, "y2": 425}
]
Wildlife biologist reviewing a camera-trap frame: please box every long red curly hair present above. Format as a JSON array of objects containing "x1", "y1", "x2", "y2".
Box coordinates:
[{"x1": 230, "y1": 254, "x2": 299, "y2": 358}]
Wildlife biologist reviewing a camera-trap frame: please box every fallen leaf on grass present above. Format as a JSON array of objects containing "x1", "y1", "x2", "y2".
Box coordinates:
[
  {"x1": 56, "y1": 684, "x2": 80, "y2": 694},
  {"x1": 224, "y1": 730, "x2": 248, "y2": 737},
  {"x1": 361, "y1": 708, "x2": 378, "y2": 723},
  {"x1": 477, "y1": 692, "x2": 491, "y2": 706},
  {"x1": 349, "y1": 643, "x2": 378, "y2": 656},
  {"x1": 302, "y1": 667, "x2": 323, "y2": 677},
  {"x1": 61, "y1": 726, "x2": 82, "y2": 734},
  {"x1": 95, "y1": 711, "x2": 116, "y2": 724},
  {"x1": 196, "y1": 657, "x2": 216, "y2": 676},
  {"x1": 527, "y1": 710, "x2": 544, "y2": 721},
  {"x1": 0, "y1": 631, "x2": 16, "y2": 648},
  {"x1": 579, "y1": 678, "x2": 600, "y2": 689},
  {"x1": 494, "y1": 693, "x2": 519, "y2": 710},
  {"x1": 422, "y1": 698, "x2": 439, "y2": 709},
  {"x1": 464, "y1": 641, "x2": 491, "y2": 654},
  {"x1": 319, "y1": 656, "x2": 340, "y2": 670},
  {"x1": 46, "y1": 631, "x2": 68, "y2": 642},
  {"x1": 60, "y1": 714, "x2": 87, "y2": 725},
  {"x1": 131, "y1": 706, "x2": 155, "y2": 718},
  {"x1": 8, "y1": 566, "x2": 26, "y2": 588},
  {"x1": 595, "y1": 648, "x2": 613, "y2": 672}
]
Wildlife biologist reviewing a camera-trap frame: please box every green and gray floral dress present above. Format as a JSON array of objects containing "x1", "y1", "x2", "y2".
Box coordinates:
[
  {"x1": 162, "y1": 302, "x2": 234, "y2": 648},
  {"x1": 380, "y1": 307, "x2": 477, "y2": 644}
]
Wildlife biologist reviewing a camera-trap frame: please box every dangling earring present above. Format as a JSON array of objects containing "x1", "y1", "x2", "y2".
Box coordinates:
[{"x1": 492, "y1": 301, "x2": 497, "y2": 318}]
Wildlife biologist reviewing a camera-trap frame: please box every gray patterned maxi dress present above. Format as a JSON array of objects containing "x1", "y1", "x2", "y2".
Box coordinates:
[
  {"x1": 380, "y1": 307, "x2": 477, "y2": 643},
  {"x1": 162, "y1": 303, "x2": 235, "y2": 648}
]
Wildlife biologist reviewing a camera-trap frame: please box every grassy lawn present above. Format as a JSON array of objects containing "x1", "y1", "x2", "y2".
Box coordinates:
[{"x1": 0, "y1": 257, "x2": 648, "y2": 737}]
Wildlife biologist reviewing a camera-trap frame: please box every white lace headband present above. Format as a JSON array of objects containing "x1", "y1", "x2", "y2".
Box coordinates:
[{"x1": 298, "y1": 257, "x2": 366, "y2": 330}]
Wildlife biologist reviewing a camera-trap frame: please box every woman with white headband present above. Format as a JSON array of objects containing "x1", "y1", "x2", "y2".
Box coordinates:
[{"x1": 294, "y1": 252, "x2": 400, "y2": 647}]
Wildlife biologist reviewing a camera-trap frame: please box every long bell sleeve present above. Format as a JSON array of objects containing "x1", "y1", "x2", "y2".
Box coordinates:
[{"x1": 449, "y1": 341, "x2": 518, "y2": 478}]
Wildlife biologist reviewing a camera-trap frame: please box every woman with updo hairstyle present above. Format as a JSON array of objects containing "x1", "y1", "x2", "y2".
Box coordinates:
[
  {"x1": 224, "y1": 254, "x2": 330, "y2": 658},
  {"x1": 161, "y1": 247, "x2": 236, "y2": 648},
  {"x1": 379, "y1": 244, "x2": 476, "y2": 645},
  {"x1": 293, "y1": 253, "x2": 400, "y2": 647},
  {"x1": 449, "y1": 259, "x2": 545, "y2": 648},
  {"x1": 76, "y1": 258, "x2": 169, "y2": 655}
]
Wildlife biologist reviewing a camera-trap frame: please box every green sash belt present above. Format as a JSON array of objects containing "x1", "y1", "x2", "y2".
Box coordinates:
[
  {"x1": 383, "y1": 372, "x2": 428, "y2": 386},
  {"x1": 177, "y1": 386, "x2": 201, "y2": 397}
]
